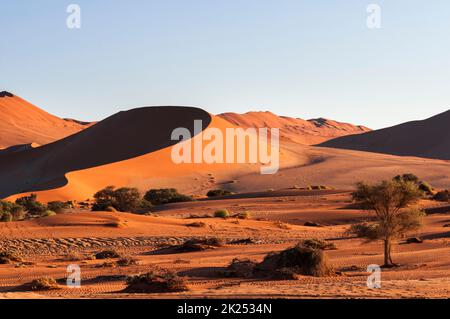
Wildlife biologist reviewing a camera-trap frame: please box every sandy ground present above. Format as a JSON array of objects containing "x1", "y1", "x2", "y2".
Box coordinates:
[{"x1": 0, "y1": 191, "x2": 448, "y2": 299}]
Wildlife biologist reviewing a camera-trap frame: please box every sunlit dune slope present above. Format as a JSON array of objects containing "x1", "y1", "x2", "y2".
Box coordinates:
[{"x1": 0, "y1": 91, "x2": 90, "y2": 149}]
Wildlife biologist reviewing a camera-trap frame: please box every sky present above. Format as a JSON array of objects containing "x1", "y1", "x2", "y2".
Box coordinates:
[{"x1": 1, "y1": 0, "x2": 450, "y2": 129}]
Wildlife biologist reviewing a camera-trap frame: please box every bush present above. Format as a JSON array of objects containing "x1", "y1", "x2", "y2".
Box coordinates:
[
  {"x1": 41, "y1": 210, "x2": 56, "y2": 217},
  {"x1": 0, "y1": 212, "x2": 12, "y2": 222},
  {"x1": 117, "y1": 257, "x2": 139, "y2": 266},
  {"x1": 176, "y1": 238, "x2": 224, "y2": 252},
  {"x1": 94, "y1": 249, "x2": 121, "y2": 259},
  {"x1": 92, "y1": 186, "x2": 141, "y2": 212},
  {"x1": 207, "y1": 189, "x2": 233, "y2": 197},
  {"x1": 47, "y1": 201, "x2": 71, "y2": 213},
  {"x1": 393, "y1": 174, "x2": 420, "y2": 184},
  {"x1": 0, "y1": 251, "x2": 23, "y2": 264},
  {"x1": 144, "y1": 188, "x2": 192, "y2": 205},
  {"x1": 347, "y1": 222, "x2": 380, "y2": 240},
  {"x1": 125, "y1": 269, "x2": 188, "y2": 293},
  {"x1": 257, "y1": 244, "x2": 332, "y2": 277},
  {"x1": 186, "y1": 222, "x2": 206, "y2": 228},
  {"x1": 418, "y1": 181, "x2": 433, "y2": 195},
  {"x1": 214, "y1": 209, "x2": 230, "y2": 218},
  {"x1": 224, "y1": 258, "x2": 257, "y2": 278},
  {"x1": 237, "y1": 211, "x2": 251, "y2": 219},
  {"x1": 301, "y1": 238, "x2": 336, "y2": 250},
  {"x1": 29, "y1": 277, "x2": 59, "y2": 291},
  {"x1": 15, "y1": 194, "x2": 46, "y2": 214},
  {"x1": 433, "y1": 190, "x2": 449, "y2": 202}
]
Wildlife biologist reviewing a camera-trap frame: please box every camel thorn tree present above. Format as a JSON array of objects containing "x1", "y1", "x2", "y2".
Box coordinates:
[{"x1": 349, "y1": 179, "x2": 424, "y2": 268}]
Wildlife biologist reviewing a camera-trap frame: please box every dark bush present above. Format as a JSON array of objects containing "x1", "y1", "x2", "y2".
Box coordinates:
[
  {"x1": 125, "y1": 269, "x2": 188, "y2": 293},
  {"x1": 92, "y1": 186, "x2": 141, "y2": 212},
  {"x1": 94, "y1": 249, "x2": 121, "y2": 259},
  {"x1": 433, "y1": 190, "x2": 449, "y2": 202},
  {"x1": 176, "y1": 237, "x2": 224, "y2": 252},
  {"x1": 0, "y1": 212, "x2": 12, "y2": 222},
  {"x1": 207, "y1": 189, "x2": 233, "y2": 197},
  {"x1": 301, "y1": 238, "x2": 337, "y2": 250},
  {"x1": 29, "y1": 277, "x2": 59, "y2": 291},
  {"x1": 144, "y1": 188, "x2": 192, "y2": 205},
  {"x1": 347, "y1": 222, "x2": 380, "y2": 240},
  {"x1": 256, "y1": 244, "x2": 332, "y2": 277},
  {"x1": 47, "y1": 201, "x2": 72, "y2": 213},
  {"x1": 15, "y1": 194, "x2": 46, "y2": 214},
  {"x1": 214, "y1": 209, "x2": 230, "y2": 218},
  {"x1": 224, "y1": 258, "x2": 257, "y2": 278}
]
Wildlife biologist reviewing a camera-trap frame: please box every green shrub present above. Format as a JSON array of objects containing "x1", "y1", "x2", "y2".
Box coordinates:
[
  {"x1": 92, "y1": 186, "x2": 141, "y2": 212},
  {"x1": 15, "y1": 194, "x2": 46, "y2": 214},
  {"x1": 41, "y1": 210, "x2": 57, "y2": 217},
  {"x1": 47, "y1": 201, "x2": 71, "y2": 213},
  {"x1": 237, "y1": 211, "x2": 251, "y2": 219},
  {"x1": 0, "y1": 212, "x2": 12, "y2": 222},
  {"x1": 143, "y1": 188, "x2": 192, "y2": 205},
  {"x1": 207, "y1": 189, "x2": 233, "y2": 197},
  {"x1": 418, "y1": 181, "x2": 433, "y2": 195},
  {"x1": 214, "y1": 209, "x2": 230, "y2": 218}
]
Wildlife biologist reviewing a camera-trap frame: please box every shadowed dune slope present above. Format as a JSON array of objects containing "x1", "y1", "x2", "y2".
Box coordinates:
[
  {"x1": 319, "y1": 110, "x2": 450, "y2": 160},
  {"x1": 0, "y1": 106, "x2": 211, "y2": 199},
  {"x1": 0, "y1": 91, "x2": 90, "y2": 149},
  {"x1": 218, "y1": 111, "x2": 370, "y2": 145}
]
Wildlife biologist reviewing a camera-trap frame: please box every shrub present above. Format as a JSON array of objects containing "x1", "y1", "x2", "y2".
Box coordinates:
[
  {"x1": 117, "y1": 257, "x2": 139, "y2": 266},
  {"x1": 29, "y1": 277, "x2": 59, "y2": 291},
  {"x1": 92, "y1": 186, "x2": 141, "y2": 212},
  {"x1": 257, "y1": 244, "x2": 332, "y2": 277},
  {"x1": 47, "y1": 201, "x2": 71, "y2": 213},
  {"x1": 0, "y1": 251, "x2": 23, "y2": 264},
  {"x1": 237, "y1": 211, "x2": 251, "y2": 219},
  {"x1": 186, "y1": 222, "x2": 206, "y2": 228},
  {"x1": 433, "y1": 190, "x2": 449, "y2": 202},
  {"x1": 224, "y1": 258, "x2": 257, "y2": 278},
  {"x1": 207, "y1": 189, "x2": 233, "y2": 197},
  {"x1": 347, "y1": 222, "x2": 380, "y2": 240},
  {"x1": 301, "y1": 238, "x2": 336, "y2": 250},
  {"x1": 125, "y1": 269, "x2": 188, "y2": 293},
  {"x1": 418, "y1": 181, "x2": 433, "y2": 195},
  {"x1": 144, "y1": 188, "x2": 192, "y2": 205},
  {"x1": 94, "y1": 249, "x2": 121, "y2": 259},
  {"x1": 0, "y1": 212, "x2": 12, "y2": 222},
  {"x1": 176, "y1": 238, "x2": 224, "y2": 252},
  {"x1": 393, "y1": 173, "x2": 419, "y2": 184},
  {"x1": 214, "y1": 209, "x2": 230, "y2": 218},
  {"x1": 41, "y1": 210, "x2": 56, "y2": 217},
  {"x1": 15, "y1": 194, "x2": 46, "y2": 214}
]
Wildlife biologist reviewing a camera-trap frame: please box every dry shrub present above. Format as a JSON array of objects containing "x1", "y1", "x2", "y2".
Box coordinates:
[
  {"x1": 94, "y1": 249, "x2": 121, "y2": 259},
  {"x1": 186, "y1": 221, "x2": 206, "y2": 228},
  {"x1": 257, "y1": 244, "x2": 333, "y2": 277},
  {"x1": 301, "y1": 238, "x2": 336, "y2": 250},
  {"x1": 125, "y1": 269, "x2": 188, "y2": 293},
  {"x1": 0, "y1": 251, "x2": 23, "y2": 264},
  {"x1": 274, "y1": 221, "x2": 291, "y2": 230},
  {"x1": 177, "y1": 238, "x2": 224, "y2": 252},
  {"x1": 62, "y1": 252, "x2": 85, "y2": 262},
  {"x1": 117, "y1": 257, "x2": 139, "y2": 266},
  {"x1": 224, "y1": 258, "x2": 257, "y2": 278},
  {"x1": 29, "y1": 277, "x2": 59, "y2": 291}
]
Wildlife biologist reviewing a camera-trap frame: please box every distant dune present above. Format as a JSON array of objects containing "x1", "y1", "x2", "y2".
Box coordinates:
[
  {"x1": 0, "y1": 91, "x2": 91, "y2": 149},
  {"x1": 319, "y1": 110, "x2": 450, "y2": 160},
  {"x1": 218, "y1": 111, "x2": 370, "y2": 145},
  {"x1": 1, "y1": 93, "x2": 449, "y2": 202}
]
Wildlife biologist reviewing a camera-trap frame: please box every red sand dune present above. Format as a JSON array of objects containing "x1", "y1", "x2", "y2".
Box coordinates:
[
  {"x1": 320, "y1": 110, "x2": 450, "y2": 160},
  {"x1": 1, "y1": 94, "x2": 449, "y2": 203},
  {"x1": 0, "y1": 91, "x2": 91, "y2": 149},
  {"x1": 218, "y1": 111, "x2": 370, "y2": 145}
]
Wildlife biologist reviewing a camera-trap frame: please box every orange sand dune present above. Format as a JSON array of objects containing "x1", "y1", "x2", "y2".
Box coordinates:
[
  {"x1": 0, "y1": 92, "x2": 90, "y2": 149},
  {"x1": 320, "y1": 109, "x2": 450, "y2": 160},
  {"x1": 218, "y1": 111, "x2": 370, "y2": 145}
]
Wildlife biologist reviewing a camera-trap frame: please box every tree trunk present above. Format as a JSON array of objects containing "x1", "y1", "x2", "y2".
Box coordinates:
[{"x1": 383, "y1": 238, "x2": 393, "y2": 267}]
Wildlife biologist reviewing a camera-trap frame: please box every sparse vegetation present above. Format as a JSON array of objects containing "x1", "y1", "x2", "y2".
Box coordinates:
[
  {"x1": 224, "y1": 258, "x2": 257, "y2": 278},
  {"x1": 0, "y1": 251, "x2": 23, "y2": 264},
  {"x1": 207, "y1": 189, "x2": 233, "y2": 197},
  {"x1": 125, "y1": 269, "x2": 188, "y2": 293},
  {"x1": 393, "y1": 174, "x2": 434, "y2": 195},
  {"x1": 92, "y1": 186, "x2": 142, "y2": 212},
  {"x1": 176, "y1": 237, "x2": 224, "y2": 252},
  {"x1": 117, "y1": 257, "x2": 139, "y2": 266},
  {"x1": 94, "y1": 249, "x2": 121, "y2": 259},
  {"x1": 46, "y1": 201, "x2": 71, "y2": 213},
  {"x1": 15, "y1": 194, "x2": 46, "y2": 215},
  {"x1": 214, "y1": 209, "x2": 230, "y2": 219},
  {"x1": 186, "y1": 221, "x2": 206, "y2": 228},
  {"x1": 236, "y1": 211, "x2": 251, "y2": 219},
  {"x1": 256, "y1": 243, "x2": 333, "y2": 277},
  {"x1": 144, "y1": 188, "x2": 192, "y2": 205},
  {"x1": 350, "y1": 179, "x2": 424, "y2": 267},
  {"x1": 433, "y1": 190, "x2": 449, "y2": 202},
  {"x1": 301, "y1": 238, "x2": 336, "y2": 250},
  {"x1": 29, "y1": 277, "x2": 59, "y2": 291},
  {"x1": 41, "y1": 210, "x2": 57, "y2": 217}
]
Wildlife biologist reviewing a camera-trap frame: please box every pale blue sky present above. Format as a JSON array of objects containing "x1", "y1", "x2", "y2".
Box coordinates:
[{"x1": 1, "y1": 0, "x2": 449, "y2": 129}]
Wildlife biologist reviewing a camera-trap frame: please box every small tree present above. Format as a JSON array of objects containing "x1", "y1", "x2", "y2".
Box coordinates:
[
  {"x1": 143, "y1": 188, "x2": 192, "y2": 205},
  {"x1": 350, "y1": 180, "x2": 424, "y2": 267},
  {"x1": 15, "y1": 194, "x2": 46, "y2": 215},
  {"x1": 92, "y1": 186, "x2": 141, "y2": 212}
]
